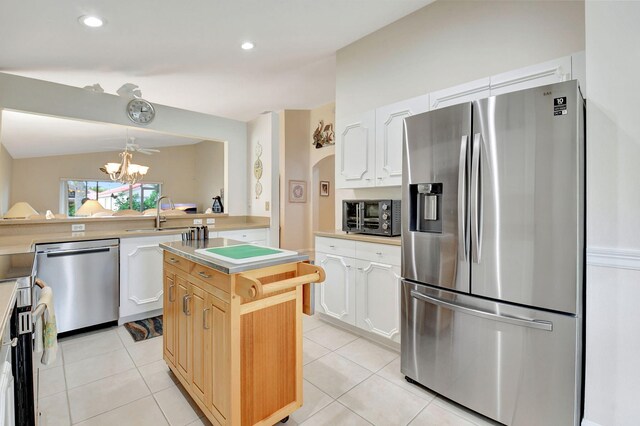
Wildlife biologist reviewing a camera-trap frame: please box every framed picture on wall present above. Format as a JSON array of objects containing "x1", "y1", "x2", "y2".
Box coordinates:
[
  {"x1": 288, "y1": 180, "x2": 307, "y2": 203},
  {"x1": 320, "y1": 181, "x2": 330, "y2": 197}
]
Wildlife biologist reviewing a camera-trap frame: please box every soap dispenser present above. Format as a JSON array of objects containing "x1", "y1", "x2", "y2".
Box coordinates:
[{"x1": 211, "y1": 196, "x2": 224, "y2": 213}]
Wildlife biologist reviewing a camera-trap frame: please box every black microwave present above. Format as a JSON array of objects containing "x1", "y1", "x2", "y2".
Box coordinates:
[{"x1": 342, "y1": 200, "x2": 401, "y2": 237}]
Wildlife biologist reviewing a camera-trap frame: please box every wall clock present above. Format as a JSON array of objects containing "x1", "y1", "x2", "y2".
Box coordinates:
[
  {"x1": 126, "y1": 98, "x2": 155, "y2": 125},
  {"x1": 254, "y1": 141, "x2": 263, "y2": 199},
  {"x1": 254, "y1": 158, "x2": 263, "y2": 180}
]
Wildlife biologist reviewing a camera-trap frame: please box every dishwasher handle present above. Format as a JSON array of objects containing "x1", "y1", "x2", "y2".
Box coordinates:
[{"x1": 45, "y1": 247, "x2": 112, "y2": 258}]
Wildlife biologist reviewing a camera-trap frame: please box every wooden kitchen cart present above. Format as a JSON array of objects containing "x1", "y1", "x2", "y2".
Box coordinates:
[{"x1": 161, "y1": 244, "x2": 325, "y2": 426}]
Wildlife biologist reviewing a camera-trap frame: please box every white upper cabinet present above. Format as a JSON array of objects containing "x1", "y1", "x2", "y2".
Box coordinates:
[
  {"x1": 336, "y1": 111, "x2": 376, "y2": 189},
  {"x1": 430, "y1": 77, "x2": 491, "y2": 110},
  {"x1": 490, "y1": 56, "x2": 572, "y2": 97},
  {"x1": 375, "y1": 94, "x2": 429, "y2": 187}
]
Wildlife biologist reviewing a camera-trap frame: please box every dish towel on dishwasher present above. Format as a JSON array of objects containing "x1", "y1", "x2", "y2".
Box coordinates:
[{"x1": 34, "y1": 286, "x2": 58, "y2": 365}]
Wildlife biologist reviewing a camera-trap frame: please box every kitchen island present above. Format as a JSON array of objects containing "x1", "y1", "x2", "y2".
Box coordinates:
[{"x1": 160, "y1": 238, "x2": 325, "y2": 426}]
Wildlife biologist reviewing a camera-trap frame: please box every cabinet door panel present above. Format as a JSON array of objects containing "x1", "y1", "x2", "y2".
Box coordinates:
[
  {"x1": 176, "y1": 276, "x2": 192, "y2": 382},
  {"x1": 163, "y1": 271, "x2": 177, "y2": 366},
  {"x1": 490, "y1": 56, "x2": 572, "y2": 97},
  {"x1": 430, "y1": 78, "x2": 491, "y2": 110},
  {"x1": 375, "y1": 95, "x2": 429, "y2": 187},
  {"x1": 191, "y1": 283, "x2": 209, "y2": 406},
  {"x1": 217, "y1": 228, "x2": 268, "y2": 243},
  {"x1": 336, "y1": 111, "x2": 375, "y2": 189},
  {"x1": 315, "y1": 253, "x2": 356, "y2": 325},
  {"x1": 356, "y1": 260, "x2": 401, "y2": 342},
  {"x1": 209, "y1": 295, "x2": 230, "y2": 422},
  {"x1": 121, "y1": 235, "x2": 180, "y2": 318}
]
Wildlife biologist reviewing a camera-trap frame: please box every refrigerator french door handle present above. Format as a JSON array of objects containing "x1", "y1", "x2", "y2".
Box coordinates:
[
  {"x1": 458, "y1": 135, "x2": 468, "y2": 261},
  {"x1": 471, "y1": 133, "x2": 483, "y2": 263},
  {"x1": 410, "y1": 291, "x2": 553, "y2": 331}
]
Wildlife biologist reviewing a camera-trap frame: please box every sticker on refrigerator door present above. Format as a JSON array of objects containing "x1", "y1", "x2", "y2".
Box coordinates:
[{"x1": 553, "y1": 97, "x2": 568, "y2": 116}]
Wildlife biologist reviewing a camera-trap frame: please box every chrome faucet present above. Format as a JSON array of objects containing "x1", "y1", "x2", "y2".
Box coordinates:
[{"x1": 155, "y1": 195, "x2": 174, "y2": 229}]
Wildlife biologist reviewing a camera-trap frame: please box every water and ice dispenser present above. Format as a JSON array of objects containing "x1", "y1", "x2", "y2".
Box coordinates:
[{"x1": 410, "y1": 183, "x2": 443, "y2": 233}]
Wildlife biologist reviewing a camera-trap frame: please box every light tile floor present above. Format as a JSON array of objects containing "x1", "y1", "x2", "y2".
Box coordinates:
[{"x1": 38, "y1": 316, "x2": 501, "y2": 426}]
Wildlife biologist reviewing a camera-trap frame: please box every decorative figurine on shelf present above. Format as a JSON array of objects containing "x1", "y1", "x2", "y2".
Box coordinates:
[
  {"x1": 312, "y1": 119, "x2": 335, "y2": 149},
  {"x1": 211, "y1": 196, "x2": 224, "y2": 213}
]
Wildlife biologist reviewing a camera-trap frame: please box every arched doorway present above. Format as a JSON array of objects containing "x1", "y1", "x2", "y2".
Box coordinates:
[{"x1": 311, "y1": 155, "x2": 335, "y2": 234}]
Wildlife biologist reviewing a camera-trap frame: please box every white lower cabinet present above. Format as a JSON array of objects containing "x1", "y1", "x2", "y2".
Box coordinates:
[
  {"x1": 315, "y1": 237, "x2": 401, "y2": 343},
  {"x1": 315, "y1": 252, "x2": 357, "y2": 325},
  {"x1": 120, "y1": 234, "x2": 181, "y2": 319},
  {"x1": 217, "y1": 227, "x2": 269, "y2": 246},
  {"x1": 355, "y1": 260, "x2": 401, "y2": 343}
]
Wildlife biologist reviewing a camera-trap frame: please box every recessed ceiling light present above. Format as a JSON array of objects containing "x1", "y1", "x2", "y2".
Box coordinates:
[
  {"x1": 79, "y1": 15, "x2": 105, "y2": 28},
  {"x1": 241, "y1": 41, "x2": 255, "y2": 50}
]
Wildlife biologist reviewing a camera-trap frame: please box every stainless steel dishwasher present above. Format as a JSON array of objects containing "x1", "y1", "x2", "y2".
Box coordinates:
[{"x1": 35, "y1": 239, "x2": 119, "y2": 333}]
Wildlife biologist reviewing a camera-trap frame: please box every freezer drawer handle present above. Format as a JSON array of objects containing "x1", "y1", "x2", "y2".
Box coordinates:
[{"x1": 410, "y1": 291, "x2": 553, "y2": 331}]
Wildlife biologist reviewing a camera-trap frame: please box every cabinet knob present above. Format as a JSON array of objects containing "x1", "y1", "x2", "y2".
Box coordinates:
[
  {"x1": 345, "y1": 265, "x2": 352, "y2": 269},
  {"x1": 329, "y1": 245, "x2": 336, "y2": 248},
  {"x1": 168, "y1": 258, "x2": 179, "y2": 264},
  {"x1": 198, "y1": 271, "x2": 212, "y2": 279},
  {"x1": 357, "y1": 267, "x2": 363, "y2": 271},
  {"x1": 376, "y1": 251, "x2": 383, "y2": 255}
]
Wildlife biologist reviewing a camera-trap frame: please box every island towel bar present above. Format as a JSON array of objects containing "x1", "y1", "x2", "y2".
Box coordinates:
[{"x1": 236, "y1": 263, "x2": 326, "y2": 300}]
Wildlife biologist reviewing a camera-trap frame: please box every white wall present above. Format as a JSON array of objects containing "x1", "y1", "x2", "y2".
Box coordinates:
[
  {"x1": 0, "y1": 141, "x2": 12, "y2": 215},
  {"x1": 279, "y1": 110, "x2": 311, "y2": 251},
  {"x1": 333, "y1": 0, "x2": 585, "y2": 229},
  {"x1": 336, "y1": 0, "x2": 585, "y2": 118},
  {"x1": 247, "y1": 112, "x2": 280, "y2": 247},
  {"x1": 194, "y1": 140, "x2": 225, "y2": 212},
  {"x1": 0, "y1": 72, "x2": 248, "y2": 215},
  {"x1": 309, "y1": 102, "x2": 335, "y2": 243},
  {"x1": 583, "y1": 3, "x2": 640, "y2": 426},
  {"x1": 11, "y1": 146, "x2": 195, "y2": 213}
]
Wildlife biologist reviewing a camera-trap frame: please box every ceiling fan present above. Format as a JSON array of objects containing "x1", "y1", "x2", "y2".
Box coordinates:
[
  {"x1": 103, "y1": 136, "x2": 160, "y2": 155},
  {"x1": 122, "y1": 137, "x2": 160, "y2": 155}
]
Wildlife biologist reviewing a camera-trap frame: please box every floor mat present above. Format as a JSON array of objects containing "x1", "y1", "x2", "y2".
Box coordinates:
[{"x1": 124, "y1": 315, "x2": 163, "y2": 342}]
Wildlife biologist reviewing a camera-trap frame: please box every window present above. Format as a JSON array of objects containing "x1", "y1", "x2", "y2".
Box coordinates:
[{"x1": 64, "y1": 180, "x2": 162, "y2": 216}]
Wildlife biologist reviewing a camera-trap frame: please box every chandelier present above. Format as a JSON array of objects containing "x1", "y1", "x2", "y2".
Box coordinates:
[{"x1": 101, "y1": 147, "x2": 149, "y2": 185}]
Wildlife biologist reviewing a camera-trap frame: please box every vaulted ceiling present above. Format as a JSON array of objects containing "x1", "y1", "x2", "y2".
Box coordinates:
[{"x1": 0, "y1": 0, "x2": 432, "y2": 122}]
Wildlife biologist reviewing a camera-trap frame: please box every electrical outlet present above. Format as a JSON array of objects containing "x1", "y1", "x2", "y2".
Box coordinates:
[
  {"x1": 206, "y1": 218, "x2": 215, "y2": 224},
  {"x1": 193, "y1": 219, "x2": 203, "y2": 225},
  {"x1": 71, "y1": 224, "x2": 85, "y2": 232},
  {"x1": 265, "y1": 201, "x2": 270, "y2": 211}
]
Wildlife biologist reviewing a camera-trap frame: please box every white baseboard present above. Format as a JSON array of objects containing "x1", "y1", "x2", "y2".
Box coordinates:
[
  {"x1": 118, "y1": 308, "x2": 163, "y2": 325},
  {"x1": 587, "y1": 247, "x2": 640, "y2": 271},
  {"x1": 313, "y1": 312, "x2": 400, "y2": 352}
]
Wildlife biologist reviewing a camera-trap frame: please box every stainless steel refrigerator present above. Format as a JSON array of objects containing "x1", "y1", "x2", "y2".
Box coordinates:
[{"x1": 401, "y1": 80, "x2": 584, "y2": 426}]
